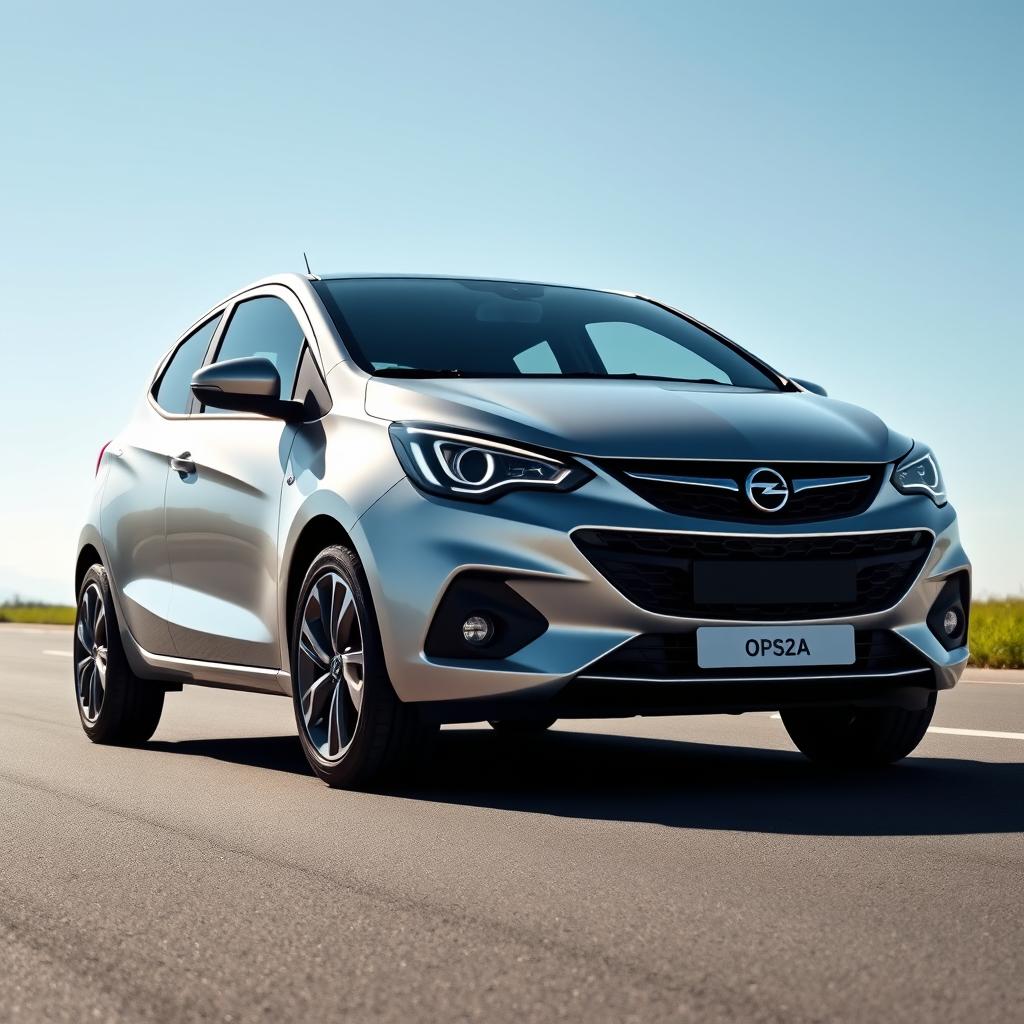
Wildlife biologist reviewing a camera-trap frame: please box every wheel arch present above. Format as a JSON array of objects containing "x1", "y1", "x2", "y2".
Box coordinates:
[
  {"x1": 283, "y1": 514, "x2": 358, "y2": 659},
  {"x1": 75, "y1": 524, "x2": 111, "y2": 597}
]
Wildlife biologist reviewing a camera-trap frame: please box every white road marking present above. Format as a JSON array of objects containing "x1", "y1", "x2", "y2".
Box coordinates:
[
  {"x1": 768, "y1": 712, "x2": 1024, "y2": 741},
  {"x1": 927, "y1": 726, "x2": 1024, "y2": 741},
  {"x1": 43, "y1": 649, "x2": 71, "y2": 657},
  {"x1": 961, "y1": 676, "x2": 1024, "y2": 687}
]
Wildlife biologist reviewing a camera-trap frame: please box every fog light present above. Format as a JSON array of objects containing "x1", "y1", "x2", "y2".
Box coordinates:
[
  {"x1": 462, "y1": 615, "x2": 494, "y2": 645},
  {"x1": 943, "y1": 608, "x2": 961, "y2": 637}
]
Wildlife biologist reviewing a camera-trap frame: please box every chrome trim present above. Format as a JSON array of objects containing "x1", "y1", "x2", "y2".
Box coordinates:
[
  {"x1": 570, "y1": 524, "x2": 935, "y2": 540},
  {"x1": 792, "y1": 474, "x2": 871, "y2": 493},
  {"x1": 576, "y1": 667, "x2": 933, "y2": 684},
  {"x1": 625, "y1": 471, "x2": 739, "y2": 491}
]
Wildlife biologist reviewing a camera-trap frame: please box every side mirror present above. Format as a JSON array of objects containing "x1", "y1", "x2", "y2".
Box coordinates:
[
  {"x1": 191, "y1": 357, "x2": 303, "y2": 420},
  {"x1": 791, "y1": 377, "x2": 828, "y2": 397}
]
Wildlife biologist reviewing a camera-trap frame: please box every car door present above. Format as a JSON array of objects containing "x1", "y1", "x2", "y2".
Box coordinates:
[
  {"x1": 101, "y1": 314, "x2": 223, "y2": 655},
  {"x1": 163, "y1": 289, "x2": 311, "y2": 667}
]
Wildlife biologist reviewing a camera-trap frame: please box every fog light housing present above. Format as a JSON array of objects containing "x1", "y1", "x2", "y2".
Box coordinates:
[
  {"x1": 462, "y1": 615, "x2": 494, "y2": 646},
  {"x1": 926, "y1": 572, "x2": 970, "y2": 651}
]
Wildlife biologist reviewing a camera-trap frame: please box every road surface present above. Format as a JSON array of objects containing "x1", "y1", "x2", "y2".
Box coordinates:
[{"x1": 2, "y1": 624, "x2": 1022, "y2": 1023}]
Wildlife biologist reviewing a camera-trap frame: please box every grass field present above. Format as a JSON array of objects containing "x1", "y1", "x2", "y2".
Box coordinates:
[
  {"x1": 0, "y1": 603, "x2": 76, "y2": 626},
  {"x1": 2, "y1": 599, "x2": 1022, "y2": 668},
  {"x1": 968, "y1": 599, "x2": 1024, "y2": 669}
]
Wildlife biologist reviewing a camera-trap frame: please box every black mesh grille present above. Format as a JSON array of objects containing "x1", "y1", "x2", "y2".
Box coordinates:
[
  {"x1": 573, "y1": 529, "x2": 932, "y2": 620},
  {"x1": 603, "y1": 459, "x2": 885, "y2": 524},
  {"x1": 584, "y1": 630, "x2": 927, "y2": 680}
]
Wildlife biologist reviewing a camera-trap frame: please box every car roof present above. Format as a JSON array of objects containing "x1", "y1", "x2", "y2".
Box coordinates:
[{"x1": 312, "y1": 272, "x2": 634, "y2": 296}]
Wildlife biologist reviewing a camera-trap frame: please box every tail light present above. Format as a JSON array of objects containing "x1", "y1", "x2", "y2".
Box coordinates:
[{"x1": 96, "y1": 441, "x2": 112, "y2": 476}]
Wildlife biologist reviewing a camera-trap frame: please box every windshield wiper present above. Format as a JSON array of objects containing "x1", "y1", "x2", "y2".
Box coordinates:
[
  {"x1": 373, "y1": 367, "x2": 470, "y2": 378},
  {"x1": 373, "y1": 368, "x2": 730, "y2": 384},
  {"x1": 532, "y1": 372, "x2": 730, "y2": 384}
]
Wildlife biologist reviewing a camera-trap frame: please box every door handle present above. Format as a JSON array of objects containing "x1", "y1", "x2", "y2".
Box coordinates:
[{"x1": 170, "y1": 451, "x2": 196, "y2": 476}]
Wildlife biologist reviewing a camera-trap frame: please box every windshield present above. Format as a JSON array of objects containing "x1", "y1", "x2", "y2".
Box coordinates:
[{"x1": 313, "y1": 278, "x2": 781, "y2": 389}]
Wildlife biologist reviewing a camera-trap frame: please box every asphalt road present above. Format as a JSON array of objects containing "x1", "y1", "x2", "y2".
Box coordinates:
[{"x1": 2, "y1": 625, "x2": 1022, "y2": 1024}]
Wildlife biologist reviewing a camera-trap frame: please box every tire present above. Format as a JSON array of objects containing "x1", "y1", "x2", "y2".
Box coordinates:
[
  {"x1": 781, "y1": 694, "x2": 936, "y2": 766},
  {"x1": 74, "y1": 564, "x2": 164, "y2": 745},
  {"x1": 290, "y1": 544, "x2": 436, "y2": 789},
  {"x1": 488, "y1": 717, "x2": 558, "y2": 734}
]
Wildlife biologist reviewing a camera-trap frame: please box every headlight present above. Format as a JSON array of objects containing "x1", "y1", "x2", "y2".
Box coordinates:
[
  {"x1": 389, "y1": 424, "x2": 590, "y2": 501},
  {"x1": 892, "y1": 443, "x2": 947, "y2": 506}
]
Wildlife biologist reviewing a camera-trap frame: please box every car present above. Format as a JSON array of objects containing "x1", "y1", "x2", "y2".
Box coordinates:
[{"x1": 74, "y1": 273, "x2": 971, "y2": 786}]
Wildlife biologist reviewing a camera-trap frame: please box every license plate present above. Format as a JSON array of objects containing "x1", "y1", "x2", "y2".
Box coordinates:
[{"x1": 696, "y1": 624, "x2": 855, "y2": 669}]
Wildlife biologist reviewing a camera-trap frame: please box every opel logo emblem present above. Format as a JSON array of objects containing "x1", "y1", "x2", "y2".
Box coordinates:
[{"x1": 745, "y1": 467, "x2": 790, "y2": 512}]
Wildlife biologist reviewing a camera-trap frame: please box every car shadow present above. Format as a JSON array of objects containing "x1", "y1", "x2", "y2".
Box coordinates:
[{"x1": 149, "y1": 727, "x2": 1024, "y2": 837}]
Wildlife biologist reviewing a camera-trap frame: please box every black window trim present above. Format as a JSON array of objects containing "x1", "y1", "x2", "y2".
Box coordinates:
[
  {"x1": 150, "y1": 310, "x2": 227, "y2": 418},
  {"x1": 193, "y1": 289, "x2": 328, "y2": 419}
]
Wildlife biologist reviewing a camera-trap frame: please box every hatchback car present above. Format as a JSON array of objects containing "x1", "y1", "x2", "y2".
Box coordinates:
[{"x1": 75, "y1": 273, "x2": 970, "y2": 786}]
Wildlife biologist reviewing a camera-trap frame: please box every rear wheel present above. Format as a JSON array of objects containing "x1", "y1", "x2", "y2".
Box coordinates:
[
  {"x1": 488, "y1": 717, "x2": 558, "y2": 734},
  {"x1": 781, "y1": 695, "x2": 936, "y2": 766},
  {"x1": 74, "y1": 564, "x2": 164, "y2": 744},
  {"x1": 291, "y1": 545, "x2": 436, "y2": 788}
]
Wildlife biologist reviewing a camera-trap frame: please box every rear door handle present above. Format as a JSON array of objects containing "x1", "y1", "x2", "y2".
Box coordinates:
[{"x1": 170, "y1": 452, "x2": 196, "y2": 476}]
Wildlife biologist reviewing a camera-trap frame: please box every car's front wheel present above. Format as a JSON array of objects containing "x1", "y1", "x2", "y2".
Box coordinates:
[
  {"x1": 290, "y1": 545, "x2": 436, "y2": 788},
  {"x1": 74, "y1": 564, "x2": 164, "y2": 744},
  {"x1": 781, "y1": 695, "x2": 936, "y2": 766}
]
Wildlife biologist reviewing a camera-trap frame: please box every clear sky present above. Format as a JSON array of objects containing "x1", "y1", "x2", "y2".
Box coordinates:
[{"x1": 1, "y1": 0, "x2": 1021, "y2": 602}]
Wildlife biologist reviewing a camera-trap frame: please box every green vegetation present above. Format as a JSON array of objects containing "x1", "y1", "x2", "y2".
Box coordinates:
[
  {"x1": 1, "y1": 597, "x2": 1021, "y2": 668},
  {"x1": 969, "y1": 599, "x2": 1024, "y2": 669},
  {"x1": 0, "y1": 601, "x2": 76, "y2": 625}
]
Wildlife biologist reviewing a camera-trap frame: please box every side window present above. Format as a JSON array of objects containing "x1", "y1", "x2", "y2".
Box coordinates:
[
  {"x1": 153, "y1": 315, "x2": 222, "y2": 414},
  {"x1": 203, "y1": 297, "x2": 305, "y2": 413},
  {"x1": 587, "y1": 322, "x2": 731, "y2": 383},
  {"x1": 513, "y1": 340, "x2": 560, "y2": 374}
]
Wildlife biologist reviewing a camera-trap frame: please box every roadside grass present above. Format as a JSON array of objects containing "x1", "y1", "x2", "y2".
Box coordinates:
[
  {"x1": 969, "y1": 599, "x2": 1024, "y2": 669},
  {"x1": 0, "y1": 603, "x2": 76, "y2": 626},
  {"x1": 1, "y1": 598, "x2": 1021, "y2": 668}
]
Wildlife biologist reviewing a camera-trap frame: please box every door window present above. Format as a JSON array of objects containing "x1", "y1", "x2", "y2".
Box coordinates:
[
  {"x1": 152, "y1": 315, "x2": 222, "y2": 414},
  {"x1": 202, "y1": 297, "x2": 305, "y2": 413}
]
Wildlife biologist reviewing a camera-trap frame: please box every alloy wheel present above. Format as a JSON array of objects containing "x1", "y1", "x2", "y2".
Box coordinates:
[
  {"x1": 74, "y1": 583, "x2": 108, "y2": 723},
  {"x1": 296, "y1": 571, "x2": 365, "y2": 762}
]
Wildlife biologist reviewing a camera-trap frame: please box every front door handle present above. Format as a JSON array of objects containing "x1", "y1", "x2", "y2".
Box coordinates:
[{"x1": 170, "y1": 451, "x2": 196, "y2": 477}]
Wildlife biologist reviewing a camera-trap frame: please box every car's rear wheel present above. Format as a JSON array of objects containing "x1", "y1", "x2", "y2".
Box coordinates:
[
  {"x1": 291, "y1": 545, "x2": 436, "y2": 789},
  {"x1": 488, "y1": 717, "x2": 558, "y2": 734},
  {"x1": 781, "y1": 695, "x2": 936, "y2": 766},
  {"x1": 74, "y1": 564, "x2": 164, "y2": 744}
]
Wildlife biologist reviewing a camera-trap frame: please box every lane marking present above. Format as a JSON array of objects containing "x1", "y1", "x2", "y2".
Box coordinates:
[
  {"x1": 43, "y1": 650, "x2": 71, "y2": 658},
  {"x1": 961, "y1": 676, "x2": 1024, "y2": 687},
  {"x1": 927, "y1": 726, "x2": 1024, "y2": 741},
  {"x1": 769, "y1": 712, "x2": 1024, "y2": 741}
]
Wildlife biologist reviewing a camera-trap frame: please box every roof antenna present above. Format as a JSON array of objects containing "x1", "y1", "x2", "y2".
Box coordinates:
[{"x1": 303, "y1": 251, "x2": 313, "y2": 276}]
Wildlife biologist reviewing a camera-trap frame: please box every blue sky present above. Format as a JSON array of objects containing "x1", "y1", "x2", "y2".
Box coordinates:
[{"x1": 0, "y1": 0, "x2": 1021, "y2": 601}]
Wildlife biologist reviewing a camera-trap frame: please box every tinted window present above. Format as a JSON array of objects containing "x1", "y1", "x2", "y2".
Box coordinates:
[
  {"x1": 153, "y1": 315, "x2": 221, "y2": 414},
  {"x1": 203, "y1": 297, "x2": 304, "y2": 413},
  {"x1": 312, "y1": 278, "x2": 778, "y2": 389}
]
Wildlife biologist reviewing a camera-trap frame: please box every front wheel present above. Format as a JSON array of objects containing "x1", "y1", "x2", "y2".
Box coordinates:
[
  {"x1": 290, "y1": 545, "x2": 436, "y2": 789},
  {"x1": 781, "y1": 695, "x2": 936, "y2": 766},
  {"x1": 74, "y1": 564, "x2": 164, "y2": 745}
]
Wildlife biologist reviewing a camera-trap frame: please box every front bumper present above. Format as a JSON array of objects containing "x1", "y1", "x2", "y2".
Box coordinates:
[{"x1": 352, "y1": 469, "x2": 970, "y2": 712}]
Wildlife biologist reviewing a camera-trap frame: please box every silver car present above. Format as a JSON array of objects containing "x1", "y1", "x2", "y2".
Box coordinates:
[{"x1": 75, "y1": 274, "x2": 970, "y2": 787}]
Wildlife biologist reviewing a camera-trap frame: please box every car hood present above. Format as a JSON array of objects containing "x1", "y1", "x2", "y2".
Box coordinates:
[{"x1": 364, "y1": 378, "x2": 912, "y2": 462}]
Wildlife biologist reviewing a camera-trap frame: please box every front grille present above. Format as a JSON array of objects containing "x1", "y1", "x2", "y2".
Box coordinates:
[
  {"x1": 603, "y1": 459, "x2": 885, "y2": 523},
  {"x1": 584, "y1": 630, "x2": 927, "y2": 680},
  {"x1": 573, "y1": 529, "x2": 932, "y2": 620}
]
